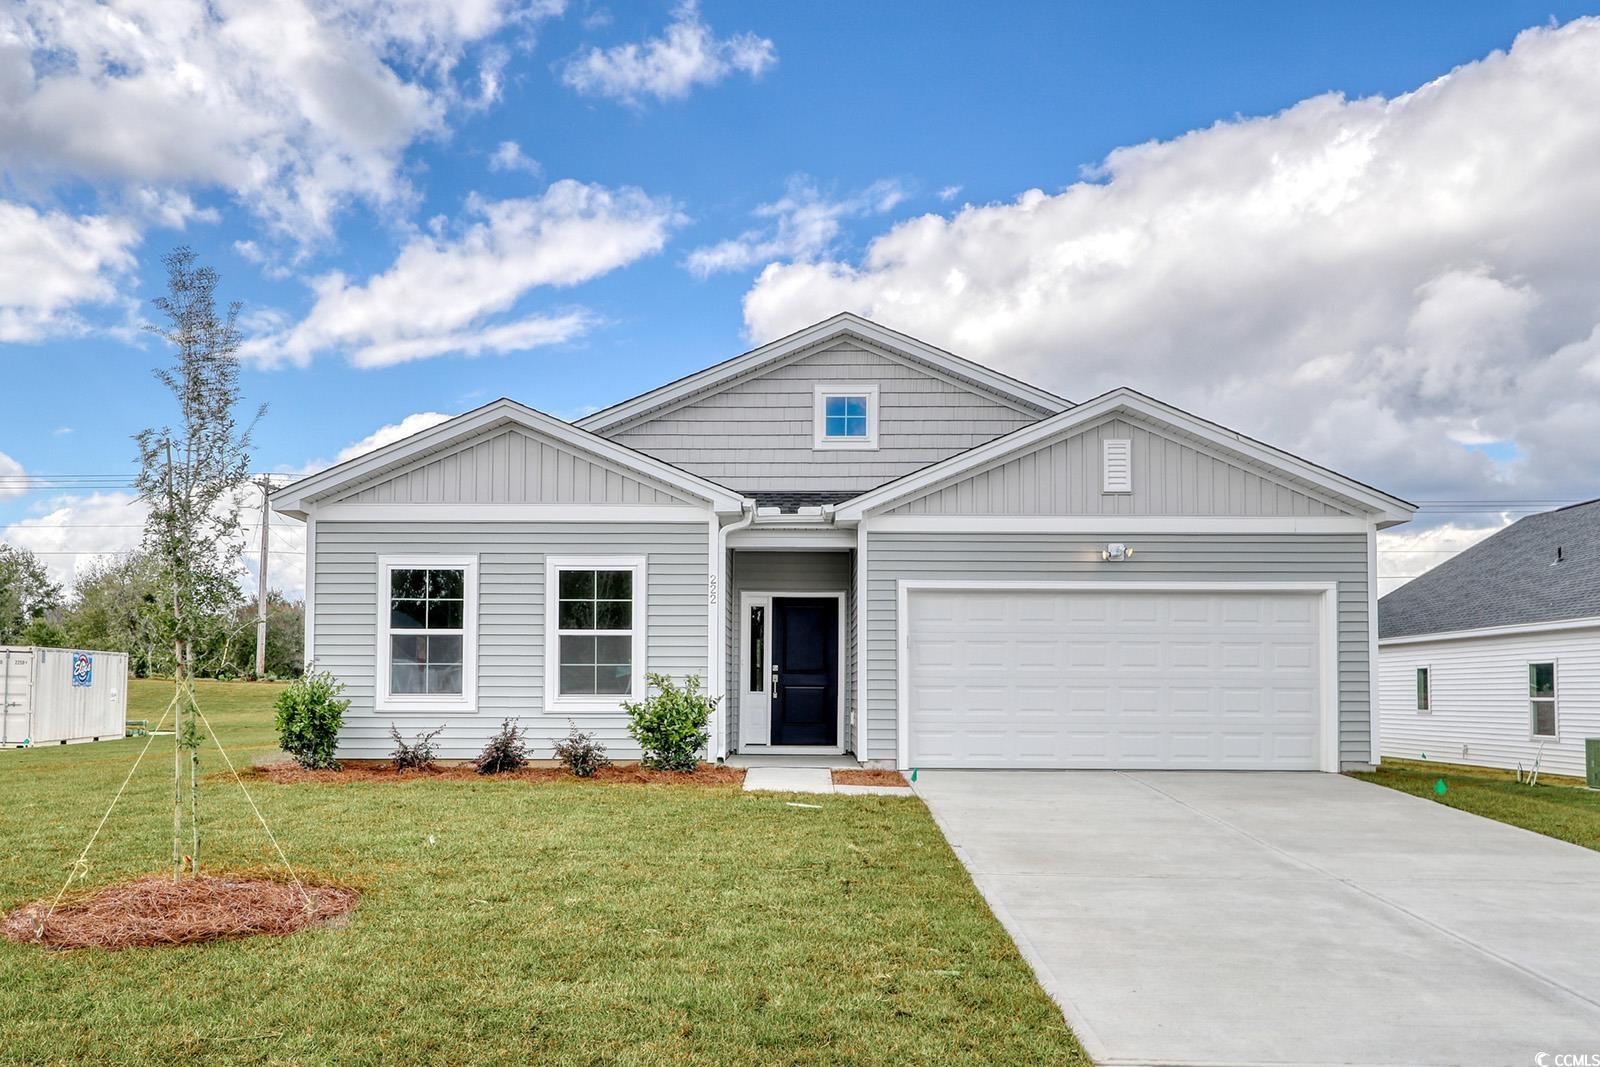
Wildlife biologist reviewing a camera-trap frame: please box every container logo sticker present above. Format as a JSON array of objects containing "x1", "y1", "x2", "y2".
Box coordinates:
[{"x1": 71, "y1": 651, "x2": 93, "y2": 687}]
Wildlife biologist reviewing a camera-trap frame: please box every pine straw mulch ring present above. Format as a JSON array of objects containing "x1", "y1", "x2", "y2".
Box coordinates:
[
  {"x1": 2, "y1": 874, "x2": 359, "y2": 951},
  {"x1": 243, "y1": 761, "x2": 747, "y2": 787}
]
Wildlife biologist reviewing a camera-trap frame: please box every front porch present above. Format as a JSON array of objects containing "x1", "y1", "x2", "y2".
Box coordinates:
[{"x1": 725, "y1": 545, "x2": 859, "y2": 759}]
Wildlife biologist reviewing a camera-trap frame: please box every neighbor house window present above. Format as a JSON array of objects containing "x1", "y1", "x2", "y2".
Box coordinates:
[
  {"x1": 378, "y1": 556, "x2": 477, "y2": 712},
  {"x1": 813, "y1": 384, "x2": 879, "y2": 450},
  {"x1": 1416, "y1": 667, "x2": 1430, "y2": 712},
  {"x1": 1529, "y1": 662, "x2": 1557, "y2": 739},
  {"x1": 545, "y1": 557, "x2": 645, "y2": 708}
]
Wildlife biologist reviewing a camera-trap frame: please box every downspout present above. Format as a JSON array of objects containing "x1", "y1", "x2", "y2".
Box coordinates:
[{"x1": 712, "y1": 501, "x2": 757, "y2": 761}]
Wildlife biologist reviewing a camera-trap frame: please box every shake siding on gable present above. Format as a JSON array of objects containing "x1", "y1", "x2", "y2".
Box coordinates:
[
  {"x1": 886, "y1": 416, "x2": 1357, "y2": 517},
  {"x1": 313, "y1": 521, "x2": 708, "y2": 761},
  {"x1": 862, "y1": 532, "x2": 1374, "y2": 767},
  {"x1": 600, "y1": 340, "x2": 1045, "y2": 492},
  {"x1": 336, "y1": 427, "x2": 698, "y2": 506}
]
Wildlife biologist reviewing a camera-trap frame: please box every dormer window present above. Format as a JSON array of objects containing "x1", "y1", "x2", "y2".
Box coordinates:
[{"x1": 813, "y1": 384, "x2": 879, "y2": 450}]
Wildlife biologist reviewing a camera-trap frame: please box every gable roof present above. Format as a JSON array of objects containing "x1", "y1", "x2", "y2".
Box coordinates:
[
  {"x1": 835, "y1": 387, "x2": 1417, "y2": 525},
  {"x1": 1379, "y1": 498, "x2": 1600, "y2": 639},
  {"x1": 575, "y1": 312, "x2": 1070, "y2": 433},
  {"x1": 270, "y1": 398, "x2": 746, "y2": 518}
]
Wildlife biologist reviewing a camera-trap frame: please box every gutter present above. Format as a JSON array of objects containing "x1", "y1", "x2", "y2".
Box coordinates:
[{"x1": 710, "y1": 501, "x2": 757, "y2": 761}]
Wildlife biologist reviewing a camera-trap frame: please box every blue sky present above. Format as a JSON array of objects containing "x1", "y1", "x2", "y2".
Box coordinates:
[{"x1": 3, "y1": 0, "x2": 1599, "y2": 594}]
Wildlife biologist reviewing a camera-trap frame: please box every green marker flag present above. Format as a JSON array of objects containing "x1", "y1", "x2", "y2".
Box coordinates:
[
  {"x1": 1434, "y1": 778, "x2": 1447, "y2": 796},
  {"x1": 910, "y1": 768, "x2": 918, "y2": 782}
]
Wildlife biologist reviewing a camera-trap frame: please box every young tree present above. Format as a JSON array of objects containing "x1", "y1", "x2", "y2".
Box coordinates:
[
  {"x1": 134, "y1": 247, "x2": 264, "y2": 879},
  {"x1": 0, "y1": 544, "x2": 62, "y2": 643}
]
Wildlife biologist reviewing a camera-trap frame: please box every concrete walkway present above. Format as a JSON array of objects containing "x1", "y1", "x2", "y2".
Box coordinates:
[
  {"x1": 915, "y1": 770, "x2": 1600, "y2": 1067},
  {"x1": 742, "y1": 765, "x2": 910, "y2": 795}
]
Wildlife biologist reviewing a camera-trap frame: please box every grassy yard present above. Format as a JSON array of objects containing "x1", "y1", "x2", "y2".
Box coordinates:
[
  {"x1": 1352, "y1": 758, "x2": 1600, "y2": 853},
  {"x1": 0, "y1": 679, "x2": 1083, "y2": 1066}
]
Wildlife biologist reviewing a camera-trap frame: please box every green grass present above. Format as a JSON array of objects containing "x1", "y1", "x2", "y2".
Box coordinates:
[
  {"x1": 1, "y1": 679, "x2": 1083, "y2": 1066},
  {"x1": 1352, "y1": 758, "x2": 1600, "y2": 852}
]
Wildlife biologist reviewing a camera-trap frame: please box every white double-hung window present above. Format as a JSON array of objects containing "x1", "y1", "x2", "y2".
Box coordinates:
[
  {"x1": 545, "y1": 556, "x2": 646, "y2": 710},
  {"x1": 378, "y1": 556, "x2": 477, "y2": 712}
]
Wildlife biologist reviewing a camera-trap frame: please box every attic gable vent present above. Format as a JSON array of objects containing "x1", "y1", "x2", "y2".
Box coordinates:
[{"x1": 1102, "y1": 438, "x2": 1132, "y2": 493}]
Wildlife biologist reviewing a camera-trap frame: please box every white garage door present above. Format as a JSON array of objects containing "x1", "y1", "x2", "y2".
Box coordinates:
[{"x1": 906, "y1": 589, "x2": 1326, "y2": 770}]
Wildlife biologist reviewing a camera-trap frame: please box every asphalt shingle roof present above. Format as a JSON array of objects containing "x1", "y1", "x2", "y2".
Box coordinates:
[
  {"x1": 749, "y1": 491, "x2": 858, "y2": 514},
  {"x1": 1378, "y1": 498, "x2": 1600, "y2": 639}
]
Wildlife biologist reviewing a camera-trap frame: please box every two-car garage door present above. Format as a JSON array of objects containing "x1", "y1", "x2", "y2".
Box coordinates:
[{"x1": 905, "y1": 588, "x2": 1327, "y2": 770}]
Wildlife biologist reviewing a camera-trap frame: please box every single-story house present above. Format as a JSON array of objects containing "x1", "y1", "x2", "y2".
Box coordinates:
[
  {"x1": 272, "y1": 312, "x2": 1414, "y2": 771},
  {"x1": 1378, "y1": 498, "x2": 1599, "y2": 778}
]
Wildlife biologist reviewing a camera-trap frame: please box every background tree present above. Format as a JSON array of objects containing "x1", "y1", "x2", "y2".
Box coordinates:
[
  {"x1": 61, "y1": 553, "x2": 169, "y2": 675},
  {"x1": 0, "y1": 544, "x2": 62, "y2": 643},
  {"x1": 134, "y1": 247, "x2": 263, "y2": 879}
]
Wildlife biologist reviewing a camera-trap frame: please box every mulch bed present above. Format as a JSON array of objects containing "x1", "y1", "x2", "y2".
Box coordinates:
[
  {"x1": 2, "y1": 875, "x2": 359, "y2": 951},
  {"x1": 832, "y1": 768, "x2": 909, "y2": 787},
  {"x1": 246, "y1": 762, "x2": 747, "y2": 787}
]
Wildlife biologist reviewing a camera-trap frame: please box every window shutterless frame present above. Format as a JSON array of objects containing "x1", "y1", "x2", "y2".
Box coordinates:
[
  {"x1": 812, "y1": 383, "x2": 880, "y2": 450},
  {"x1": 1528, "y1": 660, "x2": 1558, "y2": 740},
  {"x1": 1415, "y1": 665, "x2": 1431, "y2": 713},
  {"x1": 544, "y1": 555, "x2": 647, "y2": 712},
  {"x1": 376, "y1": 555, "x2": 478, "y2": 714}
]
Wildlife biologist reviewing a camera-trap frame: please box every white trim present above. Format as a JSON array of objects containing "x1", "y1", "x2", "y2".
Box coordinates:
[
  {"x1": 837, "y1": 388, "x2": 1415, "y2": 524},
  {"x1": 575, "y1": 312, "x2": 1069, "y2": 432},
  {"x1": 1366, "y1": 523, "x2": 1382, "y2": 760},
  {"x1": 707, "y1": 514, "x2": 724, "y2": 760},
  {"x1": 867, "y1": 515, "x2": 1373, "y2": 534},
  {"x1": 1414, "y1": 663, "x2": 1433, "y2": 714},
  {"x1": 854, "y1": 516, "x2": 868, "y2": 759},
  {"x1": 737, "y1": 592, "x2": 774, "y2": 747},
  {"x1": 303, "y1": 517, "x2": 316, "y2": 668},
  {"x1": 727, "y1": 527, "x2": 857, "y2": 549},
  {"x1": 736, "y1": 590, "x2": 848, "y2": 755},
  {"x1": 1101, "y1": 437, "x2": 1132, "y2": 493},
  {"x1": 895, "y1": 579, "x2": 1342, "y2": 773},
  {"x1": 812, "y1": 383, "x2": 880, "y2": 451},
  {"x1": 270, "y1": 397, "x2": 744, "y2": 517},
  {"x1": 313, "y1": 503, "x2": 712, "y2": 523},
  {"x1": 376, "y1": 554, "x2": 479, "y2": 714},
  {"x1": 1528, "y1": 658, "x2": 1559, "y2": 741},
  {"x1": 542, "y1": 555, "x2": 648, "y2": 714},
  {"x1": 1379, "y1": 614, "x2": 1600, "y2": 646}
]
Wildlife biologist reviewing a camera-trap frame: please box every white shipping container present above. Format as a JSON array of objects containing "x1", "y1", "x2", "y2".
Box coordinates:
[{"x1": 0, "y1": 647, "x2": 129, "y2": 747}]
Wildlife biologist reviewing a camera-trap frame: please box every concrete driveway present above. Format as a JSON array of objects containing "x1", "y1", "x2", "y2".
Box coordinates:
[{"x1": 915, "y1": 770, "x2": 1600, "y2": 1067}]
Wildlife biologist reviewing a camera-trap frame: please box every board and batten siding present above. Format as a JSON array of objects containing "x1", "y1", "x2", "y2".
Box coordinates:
[
  {"x1": 313, "y1": 521, "x2": 708, "y2": 760},
  {"x1": 335, "y1": 426, "x2": 698, "y2": 506},
  {"x1": 886, "y1": 415, "x2": 1357, "y2": 518},
  {"x1": 601, "y1": 339, "x2": 1045, "y2": 492},
  {"x1": 724, "y1": 550, "x2": 855, "y2": 751},
  {"x1": 863, "y1": 532, "x2": 1373, "y2": 767},
  {"x1": 1379, "y1": 623, "x2": 1600, "y2": 778}
]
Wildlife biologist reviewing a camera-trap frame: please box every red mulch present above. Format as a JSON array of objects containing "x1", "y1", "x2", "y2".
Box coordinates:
[
  {"x1": 2, "y1": 875, "x2": 359, "y2": 951},
  {"x1": 247, "y1": 761, "x2": 746, "y2": 787},
  {"x1": 832, "y1": 768, "x2": 909, "y2": 787}
]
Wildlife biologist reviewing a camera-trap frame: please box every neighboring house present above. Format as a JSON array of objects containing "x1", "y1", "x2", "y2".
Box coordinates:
[
  {"x1": 272, "y1": 313, "x2": 1414, "y2": 770},
  {"x1": 1378, "y1": 499, "x2": 1600, "y2": 778}
]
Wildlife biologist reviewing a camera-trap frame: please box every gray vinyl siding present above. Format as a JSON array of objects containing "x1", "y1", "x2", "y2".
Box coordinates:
[
  {"x1": 313, "y1": 521, "x2": 709, "y2": 760},
  {"x1": 336, "y1": 426, "x2": 697, "y2": 506},
  {"x1": 887, "y1": 415, "x2": 1357, "y2": 517},
  {"x1": 601, "y1": 339, "x2": 1044, "y2": 492},
  {"x1": 725, "y1": 550, "x2": 855, "y2": 752},
  {"x1": 864, "y1": 533, "x2": 1373, "y2": 767}
]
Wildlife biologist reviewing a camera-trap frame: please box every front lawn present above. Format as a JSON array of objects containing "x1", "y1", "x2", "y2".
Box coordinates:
[
  {"x1": 1352, "y1": 758, "x2": 1600, "y2": 853},
  {"x1": 0, "y1": 679, "x2": 1083, "y2": 1065}
]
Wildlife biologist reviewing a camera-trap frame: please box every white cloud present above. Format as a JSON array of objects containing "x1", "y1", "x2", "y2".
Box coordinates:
[
  {"x1": 937, "y1": 185, "x2": 963, "y2": 202},
  {"x1": 0, "y1": 451, "x2": 26, "y2": 501},
  {"x1": 0, "y1": 201, "x2": 141, "y2": 342},
  {"x1": 489, "y1": 140, "x2": 541, "y2": 174},
  {"x1": 561, "y1": 0, "x2": 775, "y2": 105},
  {"x1": 685, "y1": 177, "x2": 905, "y2": 278},
  {"x1": 0, "y1": 0, "x2": 554, "y2": 241},
  {"x1": 244, "y1": 179, "x2": 681, "y2": 367},
  {"x1": 335, "y1": 412, "x2": 454, "y2": 462},
  {"x1": 2, "y1": 492, "x2": 150, "y2": 591},
  {"x1": 1377, "y1": 518, "x2": 1511, "y2": 595},
  {"x1": 740, "y1": 18, "x2": 1600, "y2": 512}
]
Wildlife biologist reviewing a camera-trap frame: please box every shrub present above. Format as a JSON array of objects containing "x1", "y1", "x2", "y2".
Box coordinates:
[
  {"x1": 474, "y1": 718, "x2": 529, "y2": 775},
  {"x1": 621, "y1": 674, "x2": 717, "y2": 772},
  {"x1": 389, "y1": 725, "x2": 443, "y2": 771},
  {"x1": 552, "y1": 720, "x2": 611, "y2": 777},
  {"x1": 273, "y1": 668, "x2": 349, "y2": 770}
]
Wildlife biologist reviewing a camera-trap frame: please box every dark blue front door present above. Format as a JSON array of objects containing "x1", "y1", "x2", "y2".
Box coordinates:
[{"x1": 771, "y1": 597, "x2": 839, "y2": 747}]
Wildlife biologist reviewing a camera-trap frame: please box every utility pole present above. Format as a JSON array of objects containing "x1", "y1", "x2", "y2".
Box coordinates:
[{"x1": 254, "y1": 475, "x2": 273, "y2": 679}]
